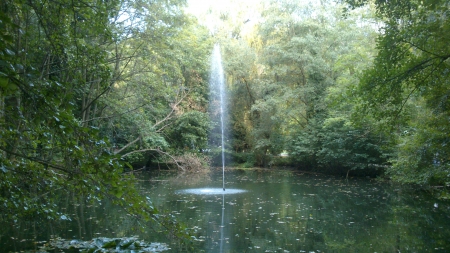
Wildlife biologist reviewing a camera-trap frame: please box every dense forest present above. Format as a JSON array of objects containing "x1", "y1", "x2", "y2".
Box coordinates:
[{"x1": 0, "y1": 0, "x2": 449, "y2": 238}]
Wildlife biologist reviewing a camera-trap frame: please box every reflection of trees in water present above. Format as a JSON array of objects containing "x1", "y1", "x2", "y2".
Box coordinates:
[
  {"x1": 0, "y1": 188, "x2": 169, "y2": 252},
  {"x1": 2, "y1": 171, "x2": 450, "y2": 252},
  {"x1": 140, "y1": 170, "x2": 214, "y2": 188},
  {"x1": 218, "y1": 172, "x2": 450, "y2": 252}
]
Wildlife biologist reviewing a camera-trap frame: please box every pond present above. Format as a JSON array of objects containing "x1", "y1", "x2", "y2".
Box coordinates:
[{"x1": 1, "y1": 169, "x2": 450, "y2": 252}]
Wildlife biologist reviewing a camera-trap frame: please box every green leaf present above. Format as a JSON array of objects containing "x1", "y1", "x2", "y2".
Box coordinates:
[{"x1": 0, "y1": 77, "x2": 8, "y2": 88}]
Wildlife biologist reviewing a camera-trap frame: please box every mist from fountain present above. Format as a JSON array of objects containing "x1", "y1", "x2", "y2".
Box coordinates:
[{"x1": 210, "y1": 44, "x2": 227, "y2": 191}]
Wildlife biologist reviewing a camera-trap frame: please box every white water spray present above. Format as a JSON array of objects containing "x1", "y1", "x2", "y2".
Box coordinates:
[{"x1": 210, "y1": 44, "x2": 226, "y2": 191}]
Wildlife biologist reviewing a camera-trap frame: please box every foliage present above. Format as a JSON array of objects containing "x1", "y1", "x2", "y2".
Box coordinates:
[
  {"x1": 344, "y1": 0, "x2": 450, "y2": 185},
  {"x1": 318, "y1": 118, "x2": 386, "y2": 172},
  {"x1": 167, "y1": 110, "x2": 211, "y2": 152},
  {"x1": 0, "y1": 0, "x2": 209, "y2": 241},
  {"x1": 100, "y1": 3, "x2": 212, "y2": 166},
  {"x1": 388, "y1": 102, "x2": 450, "y2": 184},
  {"x1": 0, "y1": 0, "x2": 127, "y2": 222},
  {"x1": 220, "y1": 0, "x2": 387, "y2": 173}
]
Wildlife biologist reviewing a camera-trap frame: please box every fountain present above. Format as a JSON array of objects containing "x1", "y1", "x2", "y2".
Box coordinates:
[
  {"x1": 210, "y1": 44, "x2": 227, "y2": 191},
  {"x1": 177, "y1": 45, "x2": 247, "y2": 196},
  {"x1": 177, "y1": 188, "x2": 246, "y2": 195}
]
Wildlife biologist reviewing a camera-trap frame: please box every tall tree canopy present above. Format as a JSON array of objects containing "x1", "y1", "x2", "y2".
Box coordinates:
[
  {"x1": 0, "y1": 0, "x2": 211, "y2": 236},
  {"x1": 211, "y1": 0, "x2": 387, "y2": 172},
  {"x1": 344, "y1": 0, "x2": 450, "y2": 184}
]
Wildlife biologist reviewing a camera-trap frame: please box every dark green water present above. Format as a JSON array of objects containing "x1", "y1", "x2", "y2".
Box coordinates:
[{"x1": 1, "y1": 169, "x2": 450, "y2": 252}]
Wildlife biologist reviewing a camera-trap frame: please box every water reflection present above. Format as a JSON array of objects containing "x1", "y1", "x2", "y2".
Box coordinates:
[
  {"x1": 220, "y1": 193, "x2": 225, "y2": 253},
  {"x1": 1, "y1": 170, "x2": 450, "y2": 252},
  {"x1": 149, "y1": 170, "x2": 450, "y2": 252}
]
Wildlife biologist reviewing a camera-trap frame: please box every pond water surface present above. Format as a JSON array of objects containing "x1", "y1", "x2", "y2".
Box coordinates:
[{"x1": 2, "y1": 169, "x2": 450, "y2": 252}]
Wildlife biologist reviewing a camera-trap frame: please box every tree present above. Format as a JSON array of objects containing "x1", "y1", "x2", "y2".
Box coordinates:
[
  {"x1": 167, "y1": 110, "x2": 211, "y2": 151},
  {"x1": 94, "y1": 0, "x2": 212, "y2": 167},
  {"x1": 203, "y1": 0, "x2": 387, "y2": 172},
  {"x1": 344, "y1": 0, "x2": 450, "y2": 185},
  {"x1": 0, "y1": 0, "x2": 132, "y2": 223},
  {"x1": 250, "y1": 0, "x2": 386, "y2": 172},
  {"x1": 0, "y1": 0, "x2": 209, "y2": 239}
]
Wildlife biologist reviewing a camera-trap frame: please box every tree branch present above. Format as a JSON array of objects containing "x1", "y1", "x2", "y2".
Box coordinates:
[
  {"x1": 82, "y1": 103, "x2": 148, "y2": 123},
  {"x1": 114, "y1": 136, "x2": 141, "y2": 155},
  {"x1": 0, "y1": 146, "x2": 73, "y2": 174},
  {"x1": 153, "y1": 88, "x2": 187, "y2": 129},
  {"x1": 120, "y1": 148, "x2": 185, "y2": 171}
]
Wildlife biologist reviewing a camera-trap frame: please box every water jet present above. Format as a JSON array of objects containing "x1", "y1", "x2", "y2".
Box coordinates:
[
  {"x1": 177, "y1": 45, "x2": 246, "y2": 197},
  {"x1": 210, "y1": 44, "x2": 227, "y2": 191}
]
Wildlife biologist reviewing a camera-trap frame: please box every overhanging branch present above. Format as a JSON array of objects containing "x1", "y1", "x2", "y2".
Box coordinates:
[{"x1": 120, "y1": 148, "x2": 185, "y2": 171}]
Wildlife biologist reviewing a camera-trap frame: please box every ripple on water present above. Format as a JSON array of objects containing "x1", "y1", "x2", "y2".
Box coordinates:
[{"x1": 176, "y1": 188, "x2": 248, "y2": 195}]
